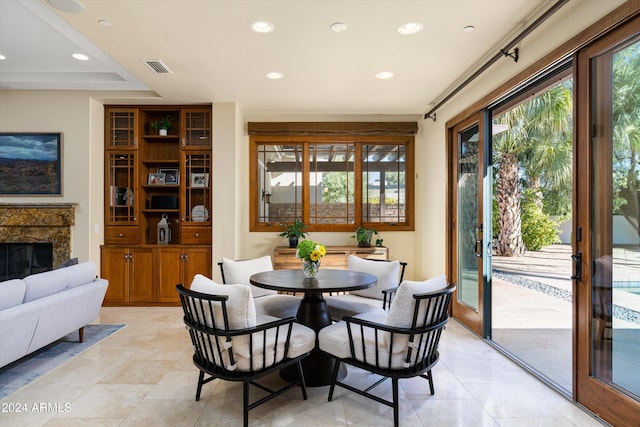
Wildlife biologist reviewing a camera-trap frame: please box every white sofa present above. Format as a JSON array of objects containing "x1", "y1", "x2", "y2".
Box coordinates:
[{"x1": 0, "y1": 261, "x2": 108, "y2": 368}]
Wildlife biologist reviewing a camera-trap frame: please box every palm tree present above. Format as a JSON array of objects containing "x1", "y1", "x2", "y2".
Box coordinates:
[
  {"x1": 612, "y1": 42, "x2": 640, "y2": 236},
  {"x1": 492, "y1": 80, "x2": 573, "y2": 256}
]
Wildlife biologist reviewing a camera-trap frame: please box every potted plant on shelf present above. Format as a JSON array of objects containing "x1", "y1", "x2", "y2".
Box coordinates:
[
  {"x1": 352, "y1": 226, "x2": 378, "y2": 247},
  {"x1": 151, "y1": 116, "x2": 172, "y2": 136},
  {"x1": 279, "y1": 220, "x2": 309, "y2": 248}
]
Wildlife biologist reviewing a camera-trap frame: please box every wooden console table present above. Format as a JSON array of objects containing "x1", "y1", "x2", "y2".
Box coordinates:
[{"x1": 273, "y1": 245, "x2": 388, "y2": 270}]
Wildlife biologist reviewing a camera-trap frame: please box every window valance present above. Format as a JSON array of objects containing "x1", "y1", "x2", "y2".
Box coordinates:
[{"x1": 247, "y1": 122, "x2": 418, "y2": 136}]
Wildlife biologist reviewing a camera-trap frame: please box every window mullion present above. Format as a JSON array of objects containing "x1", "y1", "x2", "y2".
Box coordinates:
[
  {"x1": 354, "y1": 142, "x2": 363, "y2": 227},
  {"x1": 302, "y1": 142, "x2": 310, "y2": 225}
]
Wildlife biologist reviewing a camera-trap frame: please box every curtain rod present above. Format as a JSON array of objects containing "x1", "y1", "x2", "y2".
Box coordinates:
[{"x1": 424, "y1": 0, "x2": 570, "y2": 121}]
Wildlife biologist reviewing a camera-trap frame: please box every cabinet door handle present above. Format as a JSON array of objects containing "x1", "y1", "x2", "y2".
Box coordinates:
[
  {"x1": 184, "y1": 254, "x2": 188, "y2": 262},
  {"x1": 195, "y1": 233, "x2": 200, "y2": 237},
  {"x1": 118, "y1": 233, "x2": 124, "y2": 237}
]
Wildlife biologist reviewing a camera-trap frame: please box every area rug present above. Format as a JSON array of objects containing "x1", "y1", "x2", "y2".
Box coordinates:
[{"x1": 0, "y1": 324, "x2": 125, "y2": 400}]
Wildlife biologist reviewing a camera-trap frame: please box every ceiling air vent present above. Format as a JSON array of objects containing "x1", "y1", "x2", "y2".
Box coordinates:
[{"x1": 142, "y1": 59, "x2": 173, "y2": 74}]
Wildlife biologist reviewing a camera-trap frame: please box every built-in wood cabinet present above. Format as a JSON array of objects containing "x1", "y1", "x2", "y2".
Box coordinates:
[
  {"x1": 101, "y1": 247, "x2": 155, "y2": 303},
  {"x1": 102, "y1": 105, "x2": 212, "y2": 305},
  {"x1": 273, "y1": 245, "x2": 389, "y2": 270}
]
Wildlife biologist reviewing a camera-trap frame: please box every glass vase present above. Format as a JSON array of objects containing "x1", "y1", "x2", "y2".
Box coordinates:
[{"x1": 302, "y1": 259, "x2": 320, "y2": 278}]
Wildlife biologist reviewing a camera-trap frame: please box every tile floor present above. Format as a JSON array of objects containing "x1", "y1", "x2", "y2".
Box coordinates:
[{"x1": 0, "y1": 306, "x2": 610, "y2": 427}]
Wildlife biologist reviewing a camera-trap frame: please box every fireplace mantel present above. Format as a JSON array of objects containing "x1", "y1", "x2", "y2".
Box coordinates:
[{"x1": 0, "y1": 203, "x2": 78, "y2": 267}]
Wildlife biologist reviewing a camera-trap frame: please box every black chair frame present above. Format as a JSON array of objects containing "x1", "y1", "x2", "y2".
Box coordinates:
[
  {"x1": 324, "y1": 284, "x2": 454, "y2": 427},
  {"x1": 177, "y1": 284, "x2": 310, "y2": 427}
]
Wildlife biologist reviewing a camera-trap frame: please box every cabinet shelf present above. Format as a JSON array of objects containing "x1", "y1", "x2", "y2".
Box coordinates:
[
  {"x1": 142, "y1": 208, "x2": 179, "y2": 213},
  {"x1": 141, "y1": 159, "x2": 179, "y2": 165},
  {"x1": 103, "y1": 105, "x2": 212, "y2": 306}
]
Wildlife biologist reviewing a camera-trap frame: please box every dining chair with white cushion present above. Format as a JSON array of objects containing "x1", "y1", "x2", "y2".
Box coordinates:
[
  {"x1": 318, "y1": 275, "x2": 454, "y2": 427},
  {"x1": 325, "y1": 255, "x2": 407, "y2": 321},
  {"x1": 218, "y1": 256, "x2": 301, "y2": 318},
  {"x1": 178, "y1": 275, "x2": 316, "y2": 427}
]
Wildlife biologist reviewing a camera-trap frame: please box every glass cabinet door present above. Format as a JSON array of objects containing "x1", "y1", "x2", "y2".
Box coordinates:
[
  {"x1": 106, "y1": 152, "x2": 136, "y2": 224},
  {"x1": 106, "y1": 108, "x2": 137, "y2": 148},
  {"x1": 182, "y1": 152, "x2": 211, "y2": 223},
  {"x1": 182, "y1": 109, "x2": 211, "y2": 148}
]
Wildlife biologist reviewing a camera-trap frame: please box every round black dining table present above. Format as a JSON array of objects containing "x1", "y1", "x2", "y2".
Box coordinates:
[{"x1": 250, "y1": 268, "x2": 377, "y2": 386}]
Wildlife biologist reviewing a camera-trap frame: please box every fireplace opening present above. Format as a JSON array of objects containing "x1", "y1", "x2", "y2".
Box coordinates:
[{"x1": 0, "y1": 243, "x2": 53, "y2": 281}]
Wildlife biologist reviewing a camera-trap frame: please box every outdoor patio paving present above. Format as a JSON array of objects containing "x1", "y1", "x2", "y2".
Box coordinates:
[{"x1": 490, "y1": 244, "x2": 640, "y2": 395}]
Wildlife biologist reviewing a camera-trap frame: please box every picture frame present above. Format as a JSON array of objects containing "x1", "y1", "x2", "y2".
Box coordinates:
[
  {"x1": 0, "y1": 132, "x2": 63, "y2": 195},
  {"x1": 111, "y1": 186, "x2": 133, "y2": 206},
  {"x1": 191, "y1": 172, "x2": 209, "y2": 188},
  {"x1": 158, "y1": 168, "x2": 179, "y2": 185},
  {"x1": 148, "y1": 172, "x2": 166, "y2": 185}
]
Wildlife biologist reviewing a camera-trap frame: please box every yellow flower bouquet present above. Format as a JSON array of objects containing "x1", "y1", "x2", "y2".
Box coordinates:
[{"x1": 296, "y1": 240, "x2": 326, "y2": 278}]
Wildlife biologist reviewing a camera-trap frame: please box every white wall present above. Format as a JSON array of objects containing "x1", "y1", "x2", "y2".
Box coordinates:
[{"x1": 0, "y1": 91, "x2": 99, "y2": 264}]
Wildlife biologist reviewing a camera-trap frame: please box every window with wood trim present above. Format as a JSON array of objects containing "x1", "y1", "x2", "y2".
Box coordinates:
[{"x1": 250, "y1": 129, "x2": 414, "y2": 232}]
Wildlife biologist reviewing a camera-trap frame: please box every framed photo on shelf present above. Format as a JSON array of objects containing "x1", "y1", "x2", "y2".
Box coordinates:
[
  {"x1": 158, "y1": 168, "x2": 179, "y2": 185},
  {"x1": 111, "y1": 186, "x2": 133, "y2": 206},
  {"x1": 148, "y1": 172, "x2": 165, "y2": 185},
  {"x1": 191, "y1": 172, "x2": 209, "y2": 188}
]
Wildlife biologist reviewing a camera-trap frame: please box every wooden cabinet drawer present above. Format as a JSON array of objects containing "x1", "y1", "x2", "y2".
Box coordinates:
[
  {"x1": 180, "y1": 226, "x2": 211, "y2": 244},
  {"x1": 105, "y1": 226, "x2": 139, "y2": 245}
]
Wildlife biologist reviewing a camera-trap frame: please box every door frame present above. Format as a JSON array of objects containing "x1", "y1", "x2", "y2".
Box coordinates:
[
  {"x1": 447, "y1": 112, "x2": 486, "y2": 335},
  {"x1": 574, "y1": 15, "x2": 640, "y2": 424}
]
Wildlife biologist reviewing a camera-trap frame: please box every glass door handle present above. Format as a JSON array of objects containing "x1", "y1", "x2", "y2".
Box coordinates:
[{"x1": 571, "y1": 252, "x2": 582, "y2": 281}]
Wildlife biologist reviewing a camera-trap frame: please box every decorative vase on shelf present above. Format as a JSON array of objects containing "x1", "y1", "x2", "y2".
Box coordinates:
[{"x1": 302, "y1": 259, "x2": 320, "y2": 278}]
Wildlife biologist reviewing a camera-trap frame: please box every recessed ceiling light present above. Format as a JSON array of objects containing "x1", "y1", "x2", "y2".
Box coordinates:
[
  {"x1": 250, "y1": 20, "x2": 275, "y2": 33},
  {"x1": 375, "y1": 71, "x2": 394, "y2": 80},
  {"x1": 330, "y1": 22, "x2": 348, "y2": 33},
  {"x1": 463, "y1": 25, "x2": 475, "y2": 32},
  {"x1": 266, "y1": 72, "x2": 284, "y2": 79},
  {"x1": 98, "y1": 19, "x2": 112, "y2": 27},
  {"x1": 397, "y1": 22, "x2": 423, "y2": 35},
  {"x1": 47, "y1": 0, "x2": 86, "y2": 13},
  {"x1": 0, "y1": 54, "x2": 5, "y2": 60},
  {"x1": 72, "y1": 53, "x2": 89, "y2": 61}
]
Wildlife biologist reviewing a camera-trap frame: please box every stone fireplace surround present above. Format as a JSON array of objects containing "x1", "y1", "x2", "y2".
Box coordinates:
[{"x1": 0, "y1": 203, "x2": 77, "y2": 269}]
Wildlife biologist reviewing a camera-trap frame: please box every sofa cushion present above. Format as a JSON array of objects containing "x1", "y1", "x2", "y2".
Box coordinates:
[
  {"x1": 0, "y1": 279, "x2": 27, "y2": 310},
  {"x1": 221, "y1": 256, "x2": 277, "y2": 298},
  {"x1": 23, "y1": 261, "x2": 96, "y2": 302},
  {"x1": 348, "y1": 256, "x2": 400, "y2": 300}
]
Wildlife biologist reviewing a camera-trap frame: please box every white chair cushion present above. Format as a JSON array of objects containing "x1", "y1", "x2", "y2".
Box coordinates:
[
  {"x1": 189, "y1": 274, "x2": 257, "y2": 329},
  {"x1": 385, "y1": 275, "x2": 447, "y2": 349},
  {"x1": 254, "y1": 294, "x2": 300, "y2": 318},
  {"x1": 348, "y1": 256, "x2": 400, "y2": 300},
  {"x1": 209, "y1": 314, "x2": 316, "y2": 372},
  {"x1": 386, "y1": 275, "x2": 447, "y2": 328},
  {"x1": 221, "y1": 256, "x2": 277, "y2": 298},
  {"x1": 325, "y1": 294, "x2": 386, "y2": 320},
  {"x1": 318, "y1": 311, "x2": 409, "y2": 369}
]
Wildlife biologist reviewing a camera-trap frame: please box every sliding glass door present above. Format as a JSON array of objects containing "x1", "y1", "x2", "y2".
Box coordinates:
[
  {"x1": 574, "y1": 16, "x2": 640, "y2": 424},
  {"x1": 450, "y1": 114, "x2": 486, "y2": 335}
]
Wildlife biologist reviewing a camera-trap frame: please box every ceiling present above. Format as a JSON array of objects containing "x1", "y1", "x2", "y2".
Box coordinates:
[{"x1": 0, "y1": 0, "x2": 558, "y2": 115}]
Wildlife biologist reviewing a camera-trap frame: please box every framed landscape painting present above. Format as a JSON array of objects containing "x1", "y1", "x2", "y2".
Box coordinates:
[{"x1": 0, "y1": 133, "x2": 63, "y2": 195}]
